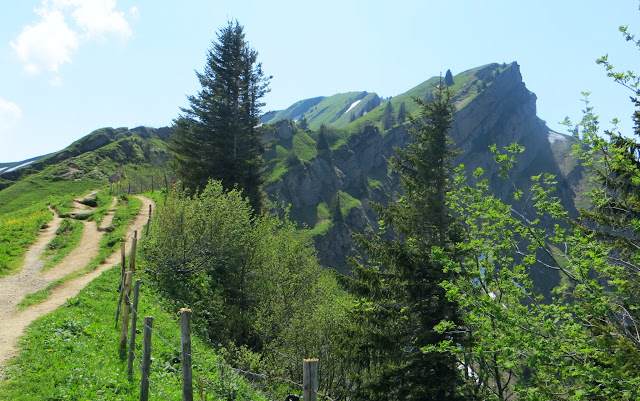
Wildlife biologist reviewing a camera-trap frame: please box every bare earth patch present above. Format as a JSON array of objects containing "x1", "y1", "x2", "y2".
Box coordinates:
[{"x1": 0, "y1": 194, "x2": 155, "y2": 372}]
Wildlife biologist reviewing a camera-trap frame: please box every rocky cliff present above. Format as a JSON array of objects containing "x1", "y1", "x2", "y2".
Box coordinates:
[{"x1": 264, "y1": 62, "x2": 583, "y2": 295}]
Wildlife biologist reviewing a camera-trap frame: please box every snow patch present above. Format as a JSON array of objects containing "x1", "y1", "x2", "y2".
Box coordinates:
[
  {"x1": 548, "y1": 131, "x2": 568, "y2": 144},
  {"x1": 344, "y1": 99, "x2": 362, "y2": 115},
  {"x1": 4, "y1": 160, "x2": 35, "y2": 173}
]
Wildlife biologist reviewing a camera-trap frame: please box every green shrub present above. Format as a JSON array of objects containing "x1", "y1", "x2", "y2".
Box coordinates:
[{"x1": 141, "y1": 180, "x2": 352, "y2": 399}]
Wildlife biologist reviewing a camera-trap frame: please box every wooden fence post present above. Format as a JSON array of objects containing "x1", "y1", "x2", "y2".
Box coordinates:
[
  {"x1": 303, "y1": 359, "x2": 318, "y2": 401},
  {"x1": 129, "y1": 231, "x2": 137, "y2": 272},
  {"x1": 128, "y1": 279, "x2": 141, "y2": 378},
  {"x1": 119, "y1": 271, "x2": 133, "y2": 349},
  {"x1": 180, "y1": 308, "x2": 193, "y2": 401},
  {"x1": 115, "y1": 242, "x2": 127, "y2": 327},
  {"x1": 140, "y1": 316, "x2": 154, "y2": 401}
]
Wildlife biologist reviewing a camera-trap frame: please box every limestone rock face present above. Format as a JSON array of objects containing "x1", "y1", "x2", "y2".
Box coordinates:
[{"x1": 265, "y1": 62, "x2": 583, "y2": 288}]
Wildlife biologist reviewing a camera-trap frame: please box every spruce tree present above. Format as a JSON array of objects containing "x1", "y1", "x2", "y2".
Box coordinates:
[
  {"x1": 397, "y1": 101, "x2": 407, "y2": 124},
  {"x1": 344, "y1": 82, "x2": 467, "y2": 400},
  {"x1": 445, "y1": 69, "x2": 454, "y2": 86},
  {"x1": 298, "y1": 117, "x2": 309, "y2": 131},
  {"x1": 382, "y1": 100, "x2": 396, "y2": 130},
  {"x1": 169, "y1": 20, "x2": 270, "y2": 212},
  {"x1": 316, "y1": 124, "x2": 331, "y2": 154}
]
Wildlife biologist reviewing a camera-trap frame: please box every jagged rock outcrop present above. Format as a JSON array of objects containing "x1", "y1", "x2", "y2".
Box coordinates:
[{"x1": 264, "y1": 62, "x2": 583, "y2": 293}]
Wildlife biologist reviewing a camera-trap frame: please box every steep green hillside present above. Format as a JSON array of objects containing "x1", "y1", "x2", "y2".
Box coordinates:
[
  {"x1": 0, "y1": 126, "x2": 173, "y2": 276},
  {"x1": 0, "y1": 126, "x2": 172, "y2": 214},
  {"x1": 346, "y1": 63, "x2": 510, "y2": 131},
  {"x1": 262, "y1": 91, "x2": 381, "y2": 130},
  {"x1": 261, "y1": 63, "x2": 512, "y2": 134}
]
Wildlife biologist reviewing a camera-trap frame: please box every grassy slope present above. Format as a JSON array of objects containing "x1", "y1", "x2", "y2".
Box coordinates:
[
  {"x1": 0, "y1": 205, "x2": 52, "y2": 278},
  {"x1": 0, "y1": 266, "x2": 265, "y2": 401},
  {"x1": 262, "y1": 92, "x2": 375, "y2": 131},
  {"x1": 346, "y1": 63, "x2": 503, "y2": 131},
  {"x1": 0, "y1": 127, "x2": 172, "y2": 279}
]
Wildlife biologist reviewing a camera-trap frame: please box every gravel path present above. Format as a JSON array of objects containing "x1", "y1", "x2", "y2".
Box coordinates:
[{"x1": 0, "y1": 194, "x2": 155, "y2": 372}]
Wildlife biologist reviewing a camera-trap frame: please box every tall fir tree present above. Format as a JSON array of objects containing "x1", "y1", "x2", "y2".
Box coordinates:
[
  {"x1": 298, "y1": 117, "x2": 309, "y2": 131},
  {"x1": 397, "y1": 101, "x2": 407, "y2": 124},
  {"x1": 445, "y1": 69, "x2": 454, "y2": 86},
  {"x1": 382, "y1": 100, "x2": 396, "y2": 130},
  {"x1": 169, "y1": 20, "x2": 270, "y2": 212},
  {"x1": 344, "y1": 81, "x2": 469, "y2": 401}
]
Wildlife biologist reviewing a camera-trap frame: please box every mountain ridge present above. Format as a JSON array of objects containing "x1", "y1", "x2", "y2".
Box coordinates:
[{"x1": 0, "y1": 61, "x2": 582, "y2": 295}]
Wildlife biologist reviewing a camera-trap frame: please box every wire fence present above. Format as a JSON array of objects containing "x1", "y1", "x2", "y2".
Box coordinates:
[{"x1": 124, "y1": 300, "x2": 335, "y2": 401}]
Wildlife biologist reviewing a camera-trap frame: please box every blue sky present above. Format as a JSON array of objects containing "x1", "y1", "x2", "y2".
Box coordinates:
[{"x1": 1, "y1": 0, "x2": 639, "y2": 162}]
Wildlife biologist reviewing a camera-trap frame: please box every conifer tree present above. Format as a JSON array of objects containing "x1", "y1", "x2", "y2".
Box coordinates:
[
  {"x1": 298, "y1": 117, "x2": 309, "y2": 131},
  {"x1": 169, "y1": 20, "x2": 270, "y2": 212},
  {"x1": 344, "y1": 81, "x2": 468, "y2": 401},
  {"x1": 397, "y1": 101, "x2": 407, "y2": 124},
  {"x1": 316, "y1": 124, "x2": 331, "y2": 154},
  {"x1": 382, "y1": 100, "x2": 395, "y2": 130},
  {"x1": 445, "y1": 69, "x2": 454, "y2": 86}
]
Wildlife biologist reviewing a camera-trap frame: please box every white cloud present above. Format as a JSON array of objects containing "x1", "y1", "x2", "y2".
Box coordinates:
[
  {"x1": 65, "y1": 0, "x2": 132, "y2": 39},
  {"x1": 10, "y1": 0, "x2": 134, "y2": 75},
  {"x1": 10, "y1": 8, "x2": 79, "y2": 74},
  {"x1": 0, "y1": 97, "x2": 23, "y2": 135}
]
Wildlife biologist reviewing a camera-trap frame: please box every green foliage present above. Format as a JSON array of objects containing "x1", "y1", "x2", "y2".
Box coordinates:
[
  {"x1": 343, "y1": 84, "x2": 470, "y2": 400},
  {"x1": 441, "y1": 149, "x2": 640, "y2": 399},
  {"x1": 442, "y1": 28, "x2": 640, "y2": 394},
  {"x1": 141, "y1": 180, "x2": 352, "y2": 399},
  {"x1": 169, "y1": 20, "x2": 270, "y2": 212}
]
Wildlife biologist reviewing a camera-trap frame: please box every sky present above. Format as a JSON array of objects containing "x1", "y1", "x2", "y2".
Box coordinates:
[{"x1": 1, "y1": 0, "x2": 639, "y2": 162}]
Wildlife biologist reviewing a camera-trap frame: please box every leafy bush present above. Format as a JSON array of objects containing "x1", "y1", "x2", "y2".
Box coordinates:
[{"x1": 141, "y1": 180, "x2": 352, "y2": 398}]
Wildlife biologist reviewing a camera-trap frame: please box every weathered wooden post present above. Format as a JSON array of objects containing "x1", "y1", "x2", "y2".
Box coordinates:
[
  {"x1": 119, "y1": 271, "x2": 133, "y2": 349},
  {"x1": 303, "y1": 359, "x2": 318, "y2": 401},
  {"x1": 121, "y1": 241, "x2": 126, "y2": 271},
  {"x1": 140, "y1": 316, "x2": 154, "y2": 401},
  {"x1": 180, "y1": 308, "x2": 193, "y2": 401},
  {"x1": 128, "y1": 279, "x2": 141, "y2": 378},
  {"x1": 129, "y1": 231, "x2": 137, "y2": 272},
  {"x1": 115, "y1": 242, "x2": 127, "y2": 327}
]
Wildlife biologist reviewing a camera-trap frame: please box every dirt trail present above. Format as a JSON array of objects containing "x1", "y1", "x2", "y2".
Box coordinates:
[{"x1": 0, "y1": 195, "x2": 155, "y2": 372}]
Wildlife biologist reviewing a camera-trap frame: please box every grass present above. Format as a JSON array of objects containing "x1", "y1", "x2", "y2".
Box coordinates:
[
  {"x1": 345, "y1": 63, "x2": 512, "y2": 132},
  {"x1": 86, "y1": 194, "x2": 142, "y2": 271},
  {"x1": 292, "y1": 132, "x2": 317, "y2": 162},
  {"x1": 1, "y1": 266, "x2": 266, "y2": 401},
  {"x1": 0, "y1": 204, "x2": 52, "y2": 278},
  {"x1": 338, "y1": 190, "x2": 362, "y2": 216},
  {"x1": 41, "y1": 218, "x2": 84, "y2": 271},
  {"x1": 18, "y1": 194, "x2": 143, "y2": 310},
  {"x1": 264, "y1": 91, "x2": 369, "y2": 130}
]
